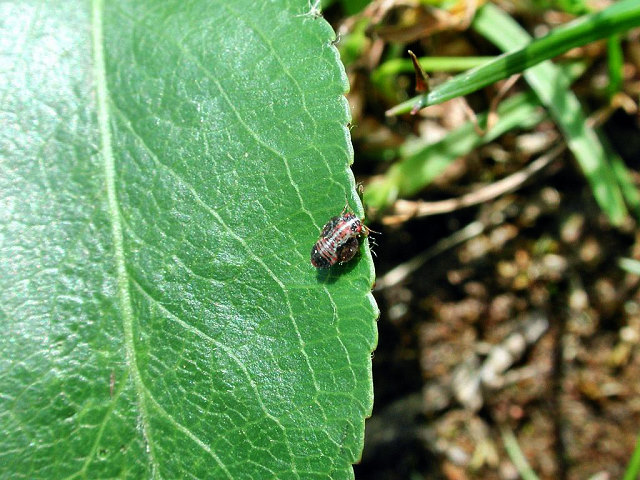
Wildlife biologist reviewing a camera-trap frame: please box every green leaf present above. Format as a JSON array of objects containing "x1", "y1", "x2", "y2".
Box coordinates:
[
  {"x1": 0, "y1": 1, "x2": 377, "y2": 479},
  {"x1": 387, "y1": 0, "x2": 640, "y2": 115}
]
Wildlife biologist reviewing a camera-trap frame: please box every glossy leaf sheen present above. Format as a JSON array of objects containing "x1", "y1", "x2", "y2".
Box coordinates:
[{"x1": 0, "y1": 1, "x2": 377, "y2": 479}]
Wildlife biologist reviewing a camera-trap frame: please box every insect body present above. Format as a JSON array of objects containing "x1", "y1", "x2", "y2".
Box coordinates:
[
  {"x1": 336, "y1": 237, "x2": 360, "y2": 264},
  {"x1": 310, "y1": 205, "x2": 372, "y2": 268}
]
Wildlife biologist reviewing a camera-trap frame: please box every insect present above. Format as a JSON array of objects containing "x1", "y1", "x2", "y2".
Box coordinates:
[
  {"x1": 336, "y1": 237, "x2": 360, "y2": 264},
  {"x1": 310, "y1": 205, "x2": 374, "y2": 268}
]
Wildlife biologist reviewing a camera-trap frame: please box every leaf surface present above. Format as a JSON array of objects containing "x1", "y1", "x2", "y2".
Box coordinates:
[{"x1": 0, "y1": 1, "x2": 377, "y2": 478}]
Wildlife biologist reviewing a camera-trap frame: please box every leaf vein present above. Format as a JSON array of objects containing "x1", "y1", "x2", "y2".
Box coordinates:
[
  {"x1": 91, "y1": 0, "x2": 159, "y2": 477},
  {"x1": 111, "y1": 97, "x2": 322, "y2": 424},
  {"x1": 143, "y1": 392, "x2": 234, "y2": 479},
  {"x1": 146, "y1": 12, "x2": 319, "y2": 229},
  {"x1": 130, "y1": 278, "x2": 302, "y2": 477}
]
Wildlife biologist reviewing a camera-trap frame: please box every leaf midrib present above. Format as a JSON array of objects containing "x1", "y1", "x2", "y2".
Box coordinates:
[{"x1": 91, "y1": 0, "x2": 158, "y2": 476}]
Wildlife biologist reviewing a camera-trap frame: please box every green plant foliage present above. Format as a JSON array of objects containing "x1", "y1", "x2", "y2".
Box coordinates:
[
  {"x1": 607, "y1": 35, "x2": 624, "y2": 96},
  {"x1": 371, "y1": 56, "x2": 493, "y2": 86},
  {"x1": 623, "y1": 432, "x2": 640, "y2": 480},
  {"x1": 473, "y1": 3, "x2": 632, "y2": 225},
  {"x1": 387, "y1": 0, "x2": 640, "y2": 115},
  {"x1": 339, "y1": 0, "x2": 371, "y2": 16},
  {"x1": 338, "y1": 18, "x2": 370, "y2": 67},
  {"x1": 365, "y1": 92, "x2": 546, "y2": 209},
  {"x1": 0, "y1": 0, "x2": 377, "y2": 478},
  {"x1": 531, "y1": 0, "x2": 591, "y2": 15}
]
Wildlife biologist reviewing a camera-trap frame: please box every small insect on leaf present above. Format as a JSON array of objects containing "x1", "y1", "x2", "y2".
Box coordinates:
[
  {"x1": 336, "y1": 237, "x2": 360, "y2": 264},
  {"x1": 310, "y1": 205, "x2": 374, "y2": 269}
]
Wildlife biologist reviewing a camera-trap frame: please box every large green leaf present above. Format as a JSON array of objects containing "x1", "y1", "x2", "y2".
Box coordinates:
[{"x1": 0, "y1": 0, "x2": 378, "y2": 478}]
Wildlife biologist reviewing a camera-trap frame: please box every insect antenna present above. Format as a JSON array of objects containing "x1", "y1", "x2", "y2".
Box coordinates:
[{"x1": 363, "y1": 224, "x2": 381, "y2": 235}]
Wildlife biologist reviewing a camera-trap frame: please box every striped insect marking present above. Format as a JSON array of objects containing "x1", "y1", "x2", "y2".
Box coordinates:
[{"x1": 310, "y1": 206, "x2": 370, "y2": 269}]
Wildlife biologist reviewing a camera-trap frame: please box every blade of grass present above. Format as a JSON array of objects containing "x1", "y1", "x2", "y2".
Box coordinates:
[
  {"x1": 365, "y1": 91, "x2": 546, "y2": 209},
  {"x1": 605, "y1": 138, "x2": 640, "y2": 220},
  {"x1": 623, "y1": 431, "x2": 640, "y2": 480},
  {"x1": 500, "y1": 426, "x2": 540, "y2": 480},
  {"x1": 607, "y1": 34, "x2": 624, "y2": 96},
  {"x1": 386, "y1": 0, "x2": 640, "y2": 115},
  {"x1": 371, "y1": 56, "x2": 493, "y2": 87},
  {"x1": 473, "y1": 3, "x2": 628, "y2": 225}
]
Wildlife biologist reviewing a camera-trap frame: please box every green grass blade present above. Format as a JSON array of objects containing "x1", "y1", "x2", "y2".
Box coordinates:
[
  {"x1": 609, "y1": 145, "x2": 640, "y2": 220},
  {"x1": 387, "y1": 0, "x2": 640, "y2": 115},
  {"x1": 365, "y1": 91, "x2": 546, "y2": 209},
  {"x1": 607, "y1": 34, "x2": 624, "y2": 95},
  {"x1": 473, "y1": 3, "x2": 628, "y2": 225},
  {"x1": 623, "y1": 429, "x2": 640, "y2": 479},
  {"x1": 501, "y1": 427, "x2": 540, "y2": 480},
  {"x1": 371, "y1": 56, "x2": 493, "y2": 87}
]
